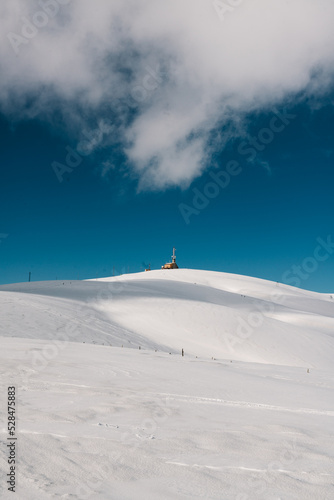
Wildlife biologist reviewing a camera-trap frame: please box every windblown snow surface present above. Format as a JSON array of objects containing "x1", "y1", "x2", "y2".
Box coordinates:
[{"x1": 0, "y1": 269, "x2": 333, "y2": 499}]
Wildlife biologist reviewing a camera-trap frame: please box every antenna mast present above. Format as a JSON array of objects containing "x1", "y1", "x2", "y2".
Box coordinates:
[{"x1": 172, "y1": 247, "x2": 176, "y2": 264}]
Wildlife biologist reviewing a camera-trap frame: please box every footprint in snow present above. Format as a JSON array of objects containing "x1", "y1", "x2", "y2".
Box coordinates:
[{"x1": 135, "y1": 433, "x2": 155, "y2": 440}]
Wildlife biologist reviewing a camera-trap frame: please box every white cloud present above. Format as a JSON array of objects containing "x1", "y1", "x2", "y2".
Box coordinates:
[{"x1": 1, "y1": 0, "x2": 334, "y2": 189}]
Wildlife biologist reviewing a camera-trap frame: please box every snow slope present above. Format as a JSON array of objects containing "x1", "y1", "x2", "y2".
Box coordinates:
[
  {"x1": 0, "y1": 269, "x2": 333, "y2": 499},
  {"x1": 1, "y1": 269, "x2": 333, "y2": 368}
]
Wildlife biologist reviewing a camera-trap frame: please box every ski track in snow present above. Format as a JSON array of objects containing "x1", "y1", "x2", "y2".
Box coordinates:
[{"x1": 151, "y1": 393, "x2": 334, "y2": 416}]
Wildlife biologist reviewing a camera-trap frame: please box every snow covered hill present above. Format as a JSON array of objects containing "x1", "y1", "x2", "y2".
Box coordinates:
[
  {"x1": 1, "y1": 269, "x2": 333, "y2": 368},
  {"x1": 0, "y1": 269, "x2": 333, "y2": 499}
]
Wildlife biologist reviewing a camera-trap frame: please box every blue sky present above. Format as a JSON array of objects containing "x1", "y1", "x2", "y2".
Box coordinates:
[{"x1": 1, "y1": 1, "x2": 334, "y2": 291}]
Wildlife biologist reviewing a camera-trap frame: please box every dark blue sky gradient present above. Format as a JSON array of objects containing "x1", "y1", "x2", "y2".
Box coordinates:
[{"x1": 0, "y1": 98, "x2": 333, "y2": 291}]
